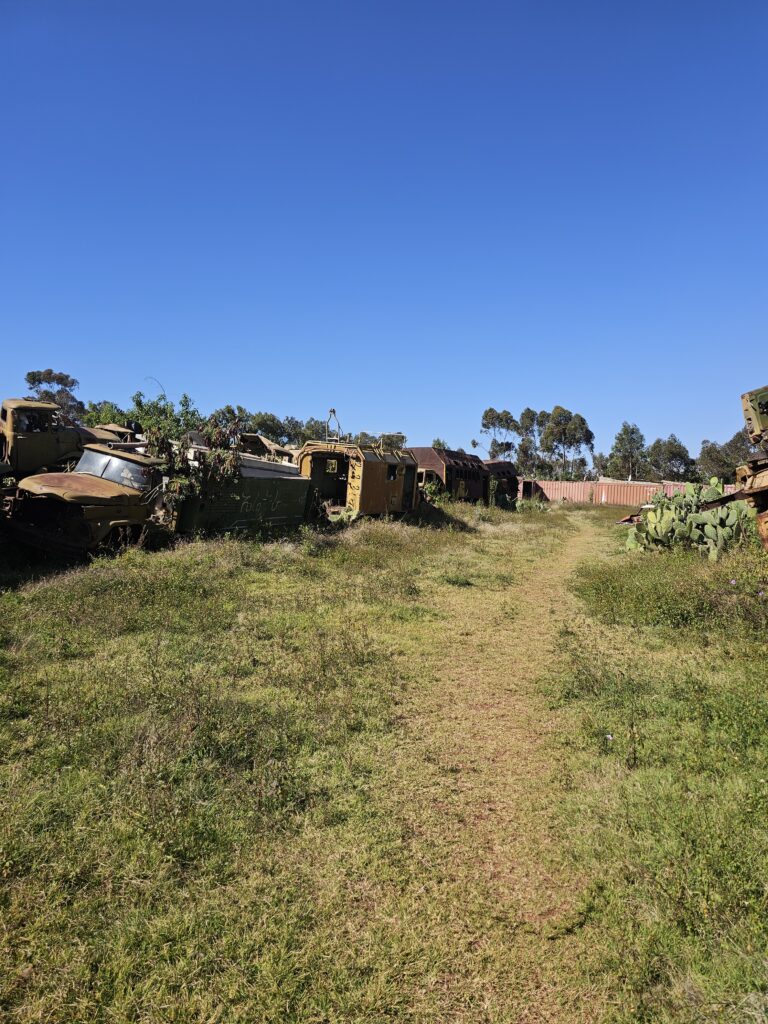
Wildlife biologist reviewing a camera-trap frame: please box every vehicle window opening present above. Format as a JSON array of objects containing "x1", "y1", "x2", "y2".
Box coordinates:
[
  {"x1": 17, "y1": 411, "x2": 48, "y2": 433},
  {"x1": 309, "y1": 453, "x2": 349, "y2": 507}
]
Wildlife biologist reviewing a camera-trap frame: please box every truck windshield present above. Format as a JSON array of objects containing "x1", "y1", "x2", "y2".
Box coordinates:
[{"x1": 75, "y1": 450, "x2": 153, "y2": 490}]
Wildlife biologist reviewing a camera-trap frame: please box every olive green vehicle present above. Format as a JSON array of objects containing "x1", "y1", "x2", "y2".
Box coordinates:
[
  {"x1": 2, "y1": 444, "x2": 317, "y2": 555},
  {"x1": 734, "y1": 385, "x2": 768, "y2": 550},
  {"x1": 0, "y1": 398, "x2": 132, "y2": 479}
]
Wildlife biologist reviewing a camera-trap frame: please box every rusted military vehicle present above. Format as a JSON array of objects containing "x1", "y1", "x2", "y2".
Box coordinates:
[
  {"x1": 2, "y1": 443, "x2": 316, "y2": 555},
  {"x1": 409, "y1": 447, "x2": 490, "y2": 503},
  {"x1": 484, "y1": 460, "x2": 519, "y2": 507},
  {"x1": 296, "y1": 440, "x2": 418, "y2": 518},
  {"x1": 733, "y1": 385, "x2": 768, "y2": 549},
  {"x1": 0, "y1": 398, "x2": 132, "y2": 479}
]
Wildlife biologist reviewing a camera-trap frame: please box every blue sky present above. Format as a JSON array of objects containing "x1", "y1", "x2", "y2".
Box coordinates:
[{"x1": 2, "y1": 1, "x2": 766, "y2": 456}]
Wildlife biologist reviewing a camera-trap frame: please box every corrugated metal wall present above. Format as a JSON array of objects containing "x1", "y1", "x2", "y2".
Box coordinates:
[{"x1": 526, "y1": 480, "x2": 736, "y2": 507}]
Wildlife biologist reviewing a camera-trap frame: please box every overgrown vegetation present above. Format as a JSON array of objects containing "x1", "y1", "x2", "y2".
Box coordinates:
[
  {"x1": 626, "y1": 479, "x2": 754, "y2": 560},
  {"x1": 0, "y1": 514, "x2": 481, "y2": 1022},
  {"x1": 3, "y1": 504, "x2": 768, "y2": 1021},
  {"x1": 562, "y1": 523, "x2": 768, "y2": 1022}
]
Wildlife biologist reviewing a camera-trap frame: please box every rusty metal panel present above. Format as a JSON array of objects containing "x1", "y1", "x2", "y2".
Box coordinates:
[
  {"x1": 522, "y1": 479, "x2": 739, "y2": 507},
  {"x1": 296, "y1": 441, "x2": 417, "y2": 515},
  {"x1": 591, "y1": 482, "x2": 660, "y2": 506},
  {"x1": 533, "y1": 480, "x2": 595, "y2": 503},
  {"x1": 409, "y1": 447, "x2": 489, "y2": 502}
]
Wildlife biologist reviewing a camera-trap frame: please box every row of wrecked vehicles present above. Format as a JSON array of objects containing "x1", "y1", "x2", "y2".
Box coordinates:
[{"x1": 0, "y1": 398, "x2": 519, "y2": 557}]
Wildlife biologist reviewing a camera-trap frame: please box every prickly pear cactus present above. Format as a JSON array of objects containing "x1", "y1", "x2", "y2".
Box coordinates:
[{"x1": 626, "y1": 479, "x2": 754, "y2": 560}]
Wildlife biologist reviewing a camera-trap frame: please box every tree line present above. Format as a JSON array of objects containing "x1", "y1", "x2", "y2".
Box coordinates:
[
  {"x1": 22, "y1": 370, "x2": 408, "y2": 451},
  {"x1": 20, "y1": 370, "x2": 756, "y2": 482},
  {"x1": 474, "y1": 404, "x2": 755, "y2": 483}
]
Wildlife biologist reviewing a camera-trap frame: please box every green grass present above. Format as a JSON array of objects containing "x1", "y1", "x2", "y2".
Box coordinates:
[
  {"x1": 0, "y1": 524, "x2": 451, "y2": 1021},
  {"x1": 7, "y1": 508, "x2": 562, "y2": 1023},
  {"x1": 559, "y1": 531, "x2": 768, "y2": 1022},
  {"x1": 4, "y1": 506, "x2": 768, "y2": 1022}
]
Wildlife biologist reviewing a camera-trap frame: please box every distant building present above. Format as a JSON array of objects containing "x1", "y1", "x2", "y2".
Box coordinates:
[{"x1": 409, "y1": 447, "x2": 490, "y2": 503}]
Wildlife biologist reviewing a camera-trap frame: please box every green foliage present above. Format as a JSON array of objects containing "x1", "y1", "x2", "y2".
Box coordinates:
[
  {"x1": 81, "y1": 399, "x2": 127, "y2": 427},
  {"x1": 0, "y1": 513, "x2": 473, "y2": 1021},
  {"x1": 517, "y1": 408, "x2": 551, "y2": 477},
  {"x1": 566, "y1": 541, "x2": 768, "y2": 1019},
  {"x1": 476, "y1": 405, "x2": 593, "y2": 478},
  {"x1": 540, "y1": 406, "x2": 594, "y2": 478},
  {"x1": 378, "y1": 432, "x2": 408, "y2": 450},
  {"x1": 24, "y1": 368, "x2": 85, "y2": 424},
  {"x1": 421, "y1": 478, "x2": 443, "y2": 502},
  {"x1": 431, "y1": 437, "x2": 449, "y2": 449},
  {"x1": 478, "y1": 407, "x2": 520, "y2": 460},
  {"x1": 515, "y1": 498, "x2": 549, "y2": 514},
  {"x1": 443, "y1": 573, "x2": 473, "y2": 587},
  {"x1": 574, "y1": 543, "x2": 768, "y2": 634},
  {"x1": 626, "y1": 479, "x2": 755, "y2": 561},
  {"x1": 697, "y1": 427, "x2": 757, "y2": 484},
  {"x1": 128, "y1": 390, "x2": 201, "y2": 442},
  {"x1": 606, "y1": 428, "x2": 695, "y2": 483},
  {"x1": 606, "y1": 421, "x2": 646, "y2": 479},
  {"x1": 296, "y1": 416, "x2": 329, "y2": 444},
  {"x1": 350, "y1": 430, "x2": 408, "y2": 449},
  {"x1": 646, "y1": 433, "x2": 695, "y2": 481}
]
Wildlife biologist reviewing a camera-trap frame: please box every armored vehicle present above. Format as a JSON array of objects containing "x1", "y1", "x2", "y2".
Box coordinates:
[
  {"x1": 0, "y1": 398, "x2": 132, "y2": 479},
  {"x1": 296, "y1": 440, "x2": 418, "y2": 518},
  {"x1": 734, "y1": 385, "x2": 768, "y2": 549},
  {"x1": 409, "y1": 447, "x2": 490, "y2": 503},
  {"x1": 2, "y1": 443, "x2": 316, "y2": 555},
  {"x1": 484, "y1": 460, "x2": 518, "y2": 507}
]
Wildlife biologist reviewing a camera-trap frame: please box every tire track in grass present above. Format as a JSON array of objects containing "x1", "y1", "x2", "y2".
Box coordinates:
[{"x1": 388, "y1": 511, "x2": 608, "y2": 1023}]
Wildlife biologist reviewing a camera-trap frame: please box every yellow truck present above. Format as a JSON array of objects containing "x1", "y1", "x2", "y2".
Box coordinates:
[
  {"x1": 295, "y1": 440, "x2": 418, "y2": 518},
  {"x1": 0, "y1": 398, "x2": 132, "y2": 479}
]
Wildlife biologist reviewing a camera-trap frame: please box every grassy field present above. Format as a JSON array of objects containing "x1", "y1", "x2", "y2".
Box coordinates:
[{"x1": 1, "y1": 505, "x2": 766, "y2": 1022}]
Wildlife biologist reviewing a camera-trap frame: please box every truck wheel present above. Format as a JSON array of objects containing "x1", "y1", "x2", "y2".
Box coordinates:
[{"x1": 104, "y1": 525, "x2": 142, "y2": 553}]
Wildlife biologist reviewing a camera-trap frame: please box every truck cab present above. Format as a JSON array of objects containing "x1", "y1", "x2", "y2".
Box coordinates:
[
  {"x1": 3, "y1": 444, "x2": 165, "y2": 554},
  {"x1": 0, "y1": 399, "x2": 87, "y2": 478},
  {"x1": 0, "y1": 399, "x2": 135, "y2": 479}
]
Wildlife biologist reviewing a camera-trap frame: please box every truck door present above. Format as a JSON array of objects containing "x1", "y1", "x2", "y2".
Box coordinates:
[
  {"x1": 13, "y1": 409, "x2": 53, "y2": 475},
  {"x1": 402, "y1": 464, "x2": 416, "y2": 510}
]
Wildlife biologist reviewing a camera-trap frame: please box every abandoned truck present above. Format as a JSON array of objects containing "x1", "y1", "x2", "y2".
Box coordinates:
[
  {"x1": 409, "y1": 447, "x2": 490, "y2": 503},
  {"x1": 1, "y1": 443, "x2": 316, "y2": 555},
  {"x1": 296, "y1": 440, "x2": 418, "y2": 518},
  {"x1": 733, "y1": 384, "x2": 768, "y2": 550},
  {"x1": 0, "y1": 398, "x2": 133, "y2": 479}
]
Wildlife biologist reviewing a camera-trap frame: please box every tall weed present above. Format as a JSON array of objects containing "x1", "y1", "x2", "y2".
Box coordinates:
[{"x1": 563, "y1": 542, "x2": 768, "y2": 1021}]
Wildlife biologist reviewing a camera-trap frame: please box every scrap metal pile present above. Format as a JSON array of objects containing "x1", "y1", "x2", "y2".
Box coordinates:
[
  {"x1": 733, "y1": 385, "x2": 768, "y2": 549},
  {"x1": 4, "y1": 385, "x2": 767, "y2": 558},
  {"x1": 0, "y1": 399, "x2": 509, "y2": 556}
]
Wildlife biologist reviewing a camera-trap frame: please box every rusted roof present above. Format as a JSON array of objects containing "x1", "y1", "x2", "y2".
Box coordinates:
[
  {"x1": 95, "y1": 423, "x2": 133, "y2": 434},
  {"x1": 410, "y1": 447, "x2": 489, "y2": 472},
  {"x1": 80, "y1": 426, "x2": 132, "y2": 443},
  {"x1": 3, "y1": 398, "x2": 60, "y2": 411},
  {"x1": 298, "y1": 440, "x2": 416, "y2": 465},
  {"x1": 485, "y1": 460, "x2": 517, "y2": 476},
  {"x1": 240, "y1": 433, "x2": 294, "y2": 459},
  {"x1": 82, "y1": 444, "x2": 164, "y2": 466},
  {"x1": 18, "y1": 472, "x2": 143, "y2": 503}
]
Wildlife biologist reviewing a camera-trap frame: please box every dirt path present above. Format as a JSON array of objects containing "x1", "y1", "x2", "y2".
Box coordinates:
[{"x1": 398, "y1": 512, "x2": 608, "y2": 1022}]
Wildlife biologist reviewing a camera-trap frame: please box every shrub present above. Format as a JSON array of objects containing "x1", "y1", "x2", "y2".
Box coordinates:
[
  {"x1": 573, "y1": 544, "x2": 768, "y2": 637},
  {"x1": 626, "y1": 480, "x2": 755, "y2": 561}
]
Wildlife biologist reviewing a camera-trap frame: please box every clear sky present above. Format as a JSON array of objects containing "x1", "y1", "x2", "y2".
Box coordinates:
[{"x1": 2, "y1": 1, "x2": 766, "y2": 457}]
